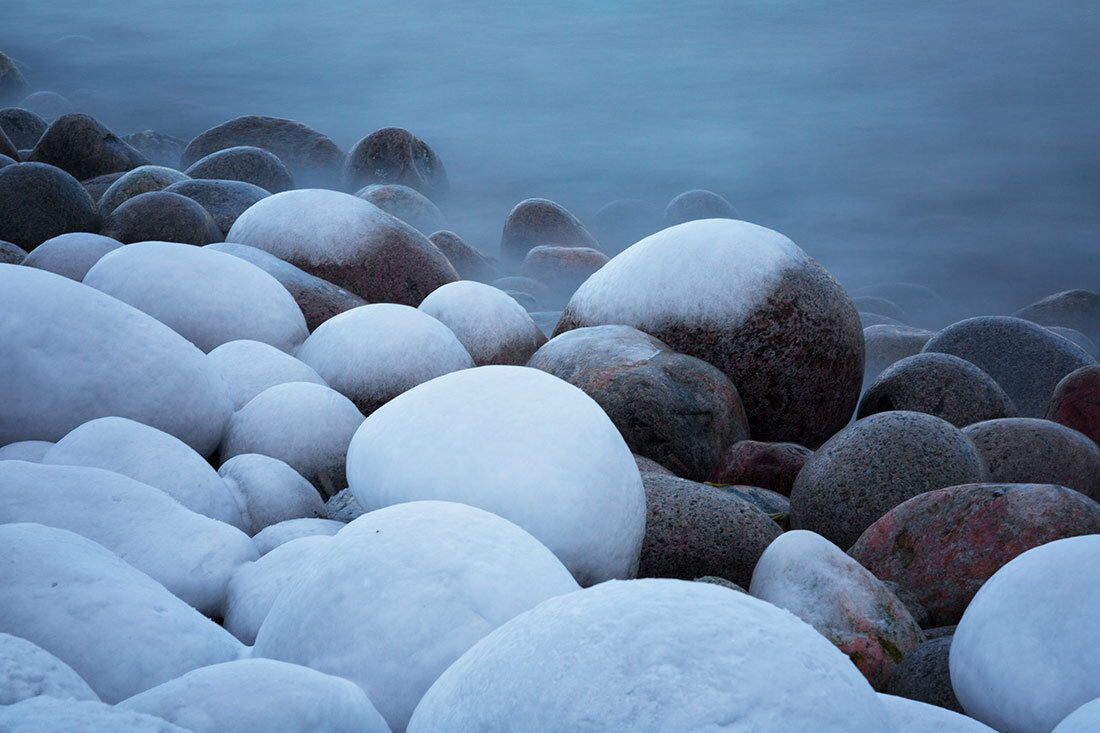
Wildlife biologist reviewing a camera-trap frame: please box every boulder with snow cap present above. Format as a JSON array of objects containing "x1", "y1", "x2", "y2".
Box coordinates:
[
  {"x1": 219, "y1": 453, "x2": 325, "y2": 536},
  {"x1": 0, "y1": 632, "x2": 98, "y2": 705},
  {"x1": 20, "y1": 231, "x2": 121, "y2": 280},
  {"x1": 252, "y1": 517, "x2": 345, "y2": 555},
  {"x1": 209, "y1": 339, "x2": 327, "y2": 410},
  {"x1": 418, "y1": 280, "x2": 546, "y2": 366},
  {"x1": 0, "y1": 697, "x2": 187, "y2": 732}
]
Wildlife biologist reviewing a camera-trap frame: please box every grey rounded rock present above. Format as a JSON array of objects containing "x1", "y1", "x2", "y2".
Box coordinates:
[
  {"x1": 0, "y1": 108, "x2": 47, "y2": 150},
  {"x1": 0, "y1": 124, "x2": 17, "y2": 160},
  {"x1": 166, "y1": 179, "x2": 270, "y2": 237},
  {"x1": 100, "y1": 191, "x2": 221, "y2": 245},
  {"x1": 0, "y1": 52, "x2": 28, "y2": 104},
  {"x1": 1015, "y1": 289, "x2": 1100, "y2": 346},
  {"x1": 864, "y1": 324, "x2": 935, "y2": 385},
  {"x1": 185, "y1": 145, "x2": 293, "y2": 193},
  {"x1": 28, "y1": 114, "x2": 149, "y2": 181},
  {"x1": 499, "y1": 197, "x2": 601, "y2": 265},
  {"x1": 521, "y1": 245, "x2": 609, "y2": 298},
  {"x1": 121, "y1": 130, "x2": 186, "y2": 169},
  {"x1": 0, "y1": 162, "x2": 98, "y2": 251},
  {"x1": 1047, "y1": 326, "x2": 1098, "y2": 358},
  {"x1": 664, "y1": 189, "x2": 736, "y2": 225},
  {"x1": 356, "y1": 183, "x2": 444, "y2": 235},
  {"x1": 429, "y1": 230, "x2": 499, "y2": 282},
  {"x1": 885, "y1": 636, "x2": 962, "y2": 713},
  {"x1": 0, "y1": 153, "x2": 15, "y2": 169},
  {"x1": 80, "y1": 171, "x2": 124, "y2": 204},
  {"x1": 491, "y1": 275, "x2": 551, "y2": 306},
  {"x1": 341, "y1": 126, "x2": 448, "y2": 199},
  {"x1": 97, "y1": 165, "x2": 190, "y2": 217},
  {"x1": 0, "y1": 240, "x2": 26, "y2": 264}
]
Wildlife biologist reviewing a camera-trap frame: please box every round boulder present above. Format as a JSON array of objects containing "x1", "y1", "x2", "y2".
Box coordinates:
[
  {"x1": 1047, "y1": 365, "x2": 1100, "y2": 447},
  {"x1": 96, "y1": 164, "x2": 190, "y2": 216},
  {"x1": 885, "y1": 636, "x2": 962, "y2": 713},
  {"x1": 500, "y1": 197, "x2": 601, "y2": 265},
  {"x1": 428, "y1": 230, "x2": 499, "y2": 282},
  {"x1": 184, "y1": 145, "x2": 293, "y2": 193},
  {"x1": 864, "y1": 323, "x2": 934, "y2": 384},
  {"x1": 0, "y1": 162, "x2": 98, "y2": 250},
  {"x1": 0, "y1": 632, "x2": 98, "y2": 705},
  {"x1": 520, "y1": 245, "x2": 609, "y2": 297},
  {"x1": 707, "y1": 440, "x2": 813, "y2": 496},
  {"x1": 28, "y1": 113, "x2": 149, "y2": 180},
  {"x1": 356, "y1": 183, "x2": 445, "y2": 234},
  {"x1": 664, "y1": 189, "x2": 737, "y2": 225},
  {"x1": 208, "y1": 339, "x2": 327, "y2": 410},
  {"x1": 21, "y1": 231, "x2": 121, "y2": 280},
  {"x1": 341, "y1": 126, "x2": 448, "y2": 199},
  {"x1": 79, "y1": 170, "x2": 124, "y2": 203},
  {"x1": 1014, "y1": 289, "x2": 1100, "y2": 345},
  {"x1": 100, "y1": 191, "x2": 222, "y2": 245},
  {"x1": 0, "y1": 53, "x2": 29, "y2": 104},
  {"x1": 0, "y1": 239, "x2": 25, "y2": 262},
  {"x1": 418, "y1": 279, "x2": 546, "y2": 366},
  {"x1": 0, "y1": 697, "x2": 187, "y2": 732},
  {"x1": 121, "y1": 130, "x2": 186, "y2": 168},
  {"x1": 165, "y1": 178, "x2": 270, "y2": 236}
]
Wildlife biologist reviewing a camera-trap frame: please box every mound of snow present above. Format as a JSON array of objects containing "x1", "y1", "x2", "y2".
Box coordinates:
[
  {"x1": 219, "y1": 453, "x2": 324, "y2": 536},
  {"x1": 254, "y1": 501, "x2": 579, "y2": 731},
  {"x1": 1054, "y1": 698, "x2": 1100, "y2": 733},
  {"x1": 0, "y1": 440, "x2": 52, "y2": 462},
  {"x1": 346, "y1": 366, "x2": 646, "y2": 585},
  {"x1": 20, "y1": 231, "x2": 122, "y2": 281},
  {"x1": 209, "y1": 339, "x2": 327, "y2": 410},
  {"x1": 408, "y1": 578, "x2": 894, "y2": 732},
  {"x1": 83, "y1": 241, "x2": 307, "y2": 352},
  {"x1": 119, "y1": 659, "x2": 390, "y2": 733},
  {"x1": 0, "y1": 524, "x2": 244, "y2": 703},
  {"x1": 877, "y1": 694, "x2": 996, "y2": 732},
  {"x1": 0, "y1": 264, "x2": 232, "y2": 456},
  {"x1": 0, "y1": 697, "x2": 187, "y2": 732},
  {"x1": 42, "y1": 416, "x2": 243, "y2": 527},
  {"x1": 0, "y1": 632, "x2": 98, "y2": 705},
  {"x1": 252, "y1": 517, "x2": 345, "y2": 555},
  {"x1": 0, "y1": 461, "x2": 257, "y2": 615}
]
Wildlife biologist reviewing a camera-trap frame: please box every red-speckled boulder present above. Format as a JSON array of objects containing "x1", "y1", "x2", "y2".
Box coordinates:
[
  {"x1": 357, "y1": 184, "x2": 445, "y2": 235},
  {"x1": 750, "y1": 530, "x2": 924, "y2": 690},
  {"x1": 428, "y1": 231, "x2": 499, "y2": 282},
  {"x1": 1047, "y1": 365, "x2": 1100, "y2": 448},
  {"x1": 554, "y1": 218, "x2": 864, "y2": 447},
  {"x1": 635, "y1": 455, "x2": 676, "y2": 476},
  {"x1": 790, "y1": 411, "x2": 988, "y2": 549},
  {"x1": 226, "y1": 189, "x2": 458, "y2": 306},
  {"x1": 639, "y1": 473, "x2": 781, "y2": 588},
  {"x1": 707, "y1": 440, "x2": 812, "y2": 496},
  {"x1": 521, "y1": 245, "x2": 609, "y2": 296},
  {"x1": 1014, "y1": 289, "x2": 1100, "y2": 346},
  {"x1": 28, "y1": 114, "x2": 149, "y2": 181},
  {"x1": 849, "y1": 482, "x2": 1100, "y2": 626},
  {"x1": 500, "y1": 198, "x2": 601, "y2": 266},
  {"x1": 341, "y1": 127, "x2": 448, "y2": 199},
  {"x1": 528, "y1": 325, "x2": 749, "y2": 481},
  {"x1": 962, "y1": 417, "x2": 1100, "y2": 501}
]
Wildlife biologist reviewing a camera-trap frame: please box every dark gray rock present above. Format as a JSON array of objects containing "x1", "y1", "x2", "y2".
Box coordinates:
[
  {"x1": 0, "y1": 107, "x2": 48, "y2": 149},
  {"x1": 0, "y1": 162, "x2": 98, "y2": 251},
  {"x1": 707, "y1": 440, "x2": 813, "y2": 497},
  {"x1": 80, "y1": 171, "x2": 124, "y2": 204},
  {"x1": 664, "y1": 189, "x2": 737, "y2": 225},
  {"x1": 885, "y1": 636, "x2": 962, "y2": 713},
  {"x1": 28, "y1": 114, "x2": 149, "y2": 181},
  {"x1": 1047, "y1": 326, "x2": 1098, "y2": 358},
  {"x1": 100, "y1": 191, "x2": 221, "y2": 245},
  {"x1": 0, "y1": 125, "x2": 16, "y2": 160},
  {"x1": 0, "y1": 153, "x2": 14, "y2": 169},
  {"x1": 0, "y1": 239, "x2": 27, "y2": 264},
  {"x1": 0, "y1": 52, "x2": 28, "y2": 104},
  {"x1": 165, "y1": 179, "x2": 270, "y2": 236},
  {"x1": 323, "y1": 488, "x2": 364, "y2": 523},
  {"x1": 1015, "y1": 289, "x2": 1100, "y2": 346},
  {"x1": 499, "y1": 198, "x2": 601, "y2": 265},
  {"x1": 121, "y1": 130, "x2": 186, "y2": 169},
  {"x1": 341, "y1": 127, "x2": 448, "y2": 199},
  {"x1": 97, "y1": 165, "x2": 190, "y2": 217},
  {"x1": 184, "y1": 145, "x2": 293, "y2": 193},
  {"x1": 356, "y1": 184, "x2": 445, "y2": 235}
]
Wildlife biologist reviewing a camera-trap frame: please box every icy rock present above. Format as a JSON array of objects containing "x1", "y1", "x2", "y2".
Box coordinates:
[
  {"x1": 252, "y1": 517, "x2": 345, "y2": 555},
  {"x1": 28, "y1": 113, "x2": 149, "y2": 181},
  {"x1": 84, "y1": 241, "x2": 307, "y2": 353},
  {"x1": 555, "y1": 219, "x2": 864, "y2": 447},
  {"x1": 0, "y1": 440, "x2": 53, "y2": 462},
  {"x1": 1054, "y1": 698, "x2": 1100, "y2": 733},
  {"x1": 97, "y1": 165, "x2": 190, "y2": 217},
  {"x1": 222, "y1": 382, "x2": 363, "y2": 497},
  {"x1": 0, "y1": 632, "x2": 98, "y2": 705},
  {"x1": 1046, "y1": 365, "x2": 1100, "y2": 447},
  {"x1": 408, "y1": 578, "x2": 895, "y2": 732},
  {"x1": 166, "y1": 179, "x2": 270, "y2": 237},
  {"x1": 0, "y1": 697, "x2": 187, "y2": 732},
  {"x1": 0, "y1": 265, "x2": 233, "y2": 456},
  {"x1": 0, "y1": 461, "x2": 257, "y2": 615},
  {"x1": 707, "y1": 440, "x2": 812, "y2": 496},
  {"x1": 0, "y1": 162, "x2": 98, "y2": 251},
  {"x1": 951, "y1": 535, "x2": 1100, "y2": 733},
  {"x1": 357, "y1": 183, "x2": 445, "y2": 235},
  {"x1": 42, "y1": 416, "x2": 243, "y2": 527},
  {"x1": 664, "y1": 188, "x2": 737, "y2": 225},
  {"x1": 296, "y1": 304, "x2": 473, "y2": 416},
  {"x1": 499, "y1": 197, "x2": 600, "y2": 265},
  {"x1": 323, "y1": 487, "x2": 366, "y2": 522},
  {"x1": 20, "y1": 231, "x2": 121, "y2": 280},
  {"x1": 219, "y1": 453, "x2": 325, "y2": 536},
  {"x1": 185, "y1": 145, "x2": 294, "y2": 193},
  {"x1": 119, "y1": 658, "x2": 390, "y2": 733},
  {"x1": 254, "y1": 501, "x2": 580, "y2": 731},
  {"x1": 418, "y1": 280, "x2": 546, "y2": 366},
  {"x1": 226, "y1": 189, "x2": 457, "y2": 305},
  {"x1": 346, "y1": 366, "x2": 646, "y2": 585},
  {"x1": 750, "y1": 530, "x2": 924, "y2": 690},
  {"x1": 223, "y1": 536, "x2": 330, "y2": 645},
  {"x1": 341, "y1": 127, "x2": 448, "y2": 199},
  {"x1": 209, "y1": 339, "x2": 327, "y2": 410},
  {"x1": 0, "y1": 524, "x2": 244, "y2": 703},
  {"x1": 877, "y1": 694, "x2": 996, "y2": 732}
]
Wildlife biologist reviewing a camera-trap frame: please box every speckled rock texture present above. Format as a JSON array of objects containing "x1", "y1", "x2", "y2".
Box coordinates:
[
  {"x1": 707, "y1": 440, "x2": 812, "y2": 496},
  {"x1": 357, "y1": 183, "x2": 445, "y2": 235},
  {"x1": 0, "y1": 108, "x2": 47, "y2": 149},
  {"x1": 500, "y1": 198, "x2": 601, "y2": 265},
  {"x1": 185, "y1": 145, "x2": 293, "y2": 193},
  {"x1": 1047, "y1": 365, "x2": 1100, "y2": 448},
  {"x1": 97, "y1": 165, "x2": 190, "y2": 217},
  {"x1": 341, "y1": 127, "x2": 448, "y2": 199},
  {"x1": 428, "y1": 230, "x2": 499, "y2": 282},
  {"x1": 521, "y1": 245, "x2": 609, "y2": 295},
  {"x1": 0, "y1": 162, "x2": 98, "y2": 251},
  {"x1": 885, "y1": 636, "x2": 962, "y2": 713},
  {"x1": 99, "y1": 191, "x2": 222, "y2": 245},
  {"x1": 28, "y1": 114, "x2": 150, "y2": 181},
  {"x1": 1014, "y1": 289, "x2": 1100, "y2": 345},
  {"x1": 166, "y1": 179, "x2": 270, "y2": 237}
]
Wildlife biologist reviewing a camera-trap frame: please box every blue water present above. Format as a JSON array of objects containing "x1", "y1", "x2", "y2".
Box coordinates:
[{"x1": 4, "y1": 0, "x2": 1099, "y2": 315}]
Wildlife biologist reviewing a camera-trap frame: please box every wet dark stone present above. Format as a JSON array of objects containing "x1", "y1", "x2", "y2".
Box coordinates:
[
  {"x1": 185, "y1": 145, "x2": 293, "y2": 193},
  {"x1": 99, "y1": 190, "x2": 222, "y2": 245},
  {"x1": 122, "y1": 130, "x2": 186, "y2": 169},
  {"x1": 340, "y1": 127, "x2": 448, "y2": 200},
  {"x1": 664, "y1": 189, "x2": 737, "y2": 225},
  {"x1": 97, "y1": 165, "x2": 190, "y2": 217},
  {"x1": 166, "y1": 179, "x2": 270, "y2": 237},
  {"x1": 0, "y1": 153, "x2": 14, "y2": 169},
  {"x1": 885, "y1": 637, "x2": 962, "y2": 713},
  {"x1": 499, "y1": 198, "x2": 601, "y2": 265},
  {"x1": 1047, "y1": 365, "x2": 1100, "y2": 448},
  {"x1": 80, "y1": 171, "x2": 125, "y2": 204},
  {"x1": 0, "y1": 124, "x2": 17, "y2": 160},
  {"x1": 0, "y1": 162, "x2": 98, "y2": 251},
  {"x1": 28, "y1": 113, "x2": 150, "y2": 181},
  {"x1": 0, "y1": 107, "x2": 48, "y2": 149},
  {"x1": 0, "y1": 239, "x2": 27, "y2": 264}
]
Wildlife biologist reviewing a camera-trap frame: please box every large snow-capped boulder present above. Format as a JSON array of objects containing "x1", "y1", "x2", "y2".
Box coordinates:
[
  {"x1": 221, "y1": 382, "x2": 364, "y2": 497},
  {"x1": 0, "y1": 461, "x2": 257, "y2": 615},
  {"x1": 951, "y1": 535, "x2": 1100, "y2": 733},
  {"x1": 345, "y1": 366, "x2": 646, "y2": 585},
  {"x1": 218, "y1": 454, "x2": 324, "y2": 536},
  {"x1": 208, "y1": 339, "x2": 327, "y2": 410},
  {"x1": 0, "y1": 632, "x2": 98, "y2": 705},
  {"x1": 553, "y1": 219, "x2": 864, "y2": 447},
  {"x1": 749, "y1": 530, "x2": 924, "y2": 690},
  {"x1": 251, "y1": 517, "x2": 344, "y2": 555},
  {"x1": 0, "y1": 264, "x2": 233, "y2": 456},
  {"x1": 83, "y1": 241, "x2": 308, "y2": 353},
  {"x1": 118, "y1": 659, "x2": 390, "y2": 733},
  {"x1": 877, "y1": 694, "x2": 996, "y2": 732},
  {"x1": 253, "y1": 501, "x2": 580, "y2": 731},
  {"x1": 20, "y1": 231, "x2": 121, "y2": 281},
  {"x1": 226, "y1": 189, "x2": 457, "y2": 305},
  {"x1": 418, "y1": 280, "x2": 546, "y2": 366},
  {"x1": 0, "y1": 697, "x2": 187, "y2": 732},
  {"x1": 41, "y1": 416, "x2": 243, "y2": 527},
  {"x1": 0, "y1": 524, "x2": 244, "y2": 703},
  {"x1": 295, "y1": 304, "x2": 473, "y2": 416},
  {"x1": 408, "y1": 578, "x2": 895, "y2": 731}
]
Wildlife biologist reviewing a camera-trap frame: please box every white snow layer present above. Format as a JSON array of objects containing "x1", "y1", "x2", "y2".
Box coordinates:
[
  {"x1": 218, "y1": 453, "x2": 325, "y2": 536},
  {"x1": 0, "y1": 461, "x2": 258, "y2": 616},
  {"x1": 208, "y1": 339, "x2": 327, "y2": 410},
  {"x1": 0, "y1": 697, "x2": 187, "y2": 732},
  {"x1": 417, "y1": 280, "x2": 546, "y2": 366},
  {"x1": 0, "y1": 632, "x2": 98, "y2": 705},
  {"x1": 877, "y1": 694, "x2": 997, "y2": 732},
  {"x1": 251, "y1": 518, "x2": 345, "y2": 555},
  {"x1": 118, "y1": 659, "x2": 391, "y2": 733},
  {"x1": 1053, "y1": 698, "x2": 1100, "y2": 733},
  {"x1": 0, "y1": 524, "x2": 244, "y2": 704},
  {"x1": 83, "y1": 241, "x2": 308, "y2": 353},
  {"x1": 951, "y1": 535, "x2": 1100, "y2": 733},
  {"x1": 253, "y1": 501, "x2": 580, "y2": 731},
  {"x1": 42, "y1": 416, "x2": 244, "y2": 528},
  {"x1": 529, "y1": 324, "x2": 666, "y2": 370},
  {"x1": 408, "y1": 578, "x2": 895, "y2": 732},
  {"x1": 345, "y1": 366, "x2": 646, "y2": 586},
  {"x1": 0, "y1": 264, "x2": 233, "y2": 456},
  {"x1": 0, "y1": 440, "x2": 53, "y2": 462},
  {"x1": 295, "y1": 303, "x2": 473, "y2": 414},
  {"x1": 565, "y1": 218, "x2": 805, "y2": 328},
  {"x1": 20, "y1": 232, "x2": 122, "y2": 281}
]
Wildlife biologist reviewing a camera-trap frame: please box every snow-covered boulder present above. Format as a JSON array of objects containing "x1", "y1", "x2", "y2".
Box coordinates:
[
  {"x1": 877, "y1": 694, "x2": 996, "y2": 732},
  {"x1": 252, "y1": 517, "x2": 345, "y2": 555},
  {"x1": 0, "y1": 440, "x2": 52, "y2": 462},
  {"x1": 0, "y1": 461, "x2": 257, "y2": 615},
  {"x1": 209, "y1": 339, "x2": 327, "y2": 410},
  {"x1": 226, "y1": 188, "x2": 457, "y2": 305},
  {"x1": 224, "y1": 536, "x2": 331, "y2": 644},
  {"x1": 118, "y1": 659, "x2": 390, "y2": 733},
  {"x1": 20, "y1": 231, "x2": 121, "y2": 280},
  {"x1": 253, "y1": 501, "x2": 580, "y2": 731},
  {"x1": 0, "y1": 697, "x2": 187, "y2": 732},
  {"x1": 553, "y1": 219, "x2": 864, "y2": 447},
  {"x1": 221, "y1": 382, "x2": 363, "y2": 497},
  {"x1": 408, "y1": 578, "x2": 894, "y2": 732},
  {"x1": 218, "y1": 454, "x2": 324, "y2": 536},
  {"x1": 0, "y1": 632, "x2": 98, "y2": 705},
  {"x1": 0, "y1": 524, "x2": 244, "y2": 703},
  {"x1": 83, "y1": 241, "x2": 308, "y2": 353},
  {"x1": 417, "y1": 280, "x2": 547, "y2": 366},
  {"x1": 1054, "y1": 698, "x2": 1100, "y2": 733},
  {"x1": 296, "y1": 304, "x2": 473, "y2": 415},
  {"x1": 42, "y1": 416, "x2": 243, "y2": 528},
  {"x1": 0, "y1": 264, "x2": 233, "y2": 456},
  {"x1": 951, "y1": 535, "x2": 1100, "y2": 733},
  {"x1": 346, "y1": 366, "x2": 646, "y2": 585}
]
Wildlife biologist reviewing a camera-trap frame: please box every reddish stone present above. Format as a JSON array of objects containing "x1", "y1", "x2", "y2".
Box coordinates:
[
  {"x1": 341, "y1": 127, "x2": 448, "y2": 199},
  {"x1": 499, "y1": 198, "x2": 601, "y2": 266},
  {"x1": 707, "y1": 440, "x2": 812, "y2": 496},
  {"x1": 1047, "y1": 365, "x2": 1100, "y2": 448},
  {"x1": 849, "y1": 482, "x2": 1100, "y2": 626}
]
